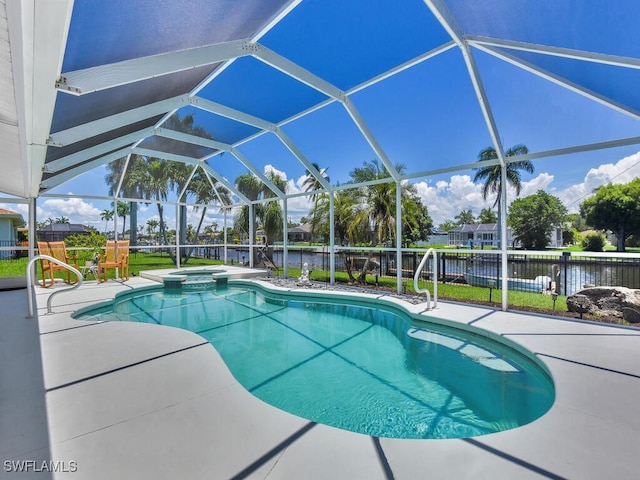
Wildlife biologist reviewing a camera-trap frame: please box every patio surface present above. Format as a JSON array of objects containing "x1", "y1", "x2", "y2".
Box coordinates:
[{"x1": 3, "y1": 271, "x2": 640, "y2": 479}]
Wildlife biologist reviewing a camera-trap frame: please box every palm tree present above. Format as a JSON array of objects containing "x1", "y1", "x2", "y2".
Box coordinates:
[
  {"x1": 144, "y1": 159, "x2": 173, "y2": 245},
  {"x1": 55, "y1": 216, "x2": 69, "y2": 224},
  {"x1": 302, "y1": 163, "x2": 329, "y2": 203},
  {"x1": 302, "y1": 163, "x2": 330, "y2": 243},
  {"x1": 310, "y1": 189, "x2": 362, "y2": 281},
  {"x1": 473, "y1": 144, "x2": 533, "y2": 246},
  {"x1": 348, "y1": 159, "x2": 415, "y2": 246},
  {"x1": 181, "y1": 170, "x2": 230, "y2": 263},
  {"x1": 146, "y1": 219, "x2": 159, "y2": 243},
  {"x1": 262, "y1": 170, "x2": 287, "y2": 246},
  {"x1": 455, "y1": 209, "x2": 475, "y2": 226},
  {"x1": 105, "y1": 155, "x2": 148, "y2": 245},
  {"x1": 311, "y1": 189, "x2": 361, "y2": 246},
  {"x1": 478, "y1": 208, "x2": 497, "y2": 224},
  {"x1": 234, "y1": 173, "x2": 263, "y2": 244},
  {"x1": 473, "y1": 145, "x2": 533, "y2": 206},
  {"x1": 100, "y1": 209, "x2": 114, "y2": 234},
  {"x1": 114, "y1": 201, "x2": 129, "y2": 237},
  {"x1": 234, "y1": 171, "x2": 287, "y2": 264}
]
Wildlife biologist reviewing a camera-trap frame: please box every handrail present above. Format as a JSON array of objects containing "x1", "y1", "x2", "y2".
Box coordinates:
[
  {"x1": 413, "y1": 248, "x2": 437, "y2": 310},
  {"x1": 26, "y1": 255, "x2": 83, "y2": 318}
]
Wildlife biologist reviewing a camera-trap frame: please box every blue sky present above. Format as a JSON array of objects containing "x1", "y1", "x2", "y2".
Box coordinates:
[{"x1": 4, "y1": 0, "x2": 640, "y2": 234}]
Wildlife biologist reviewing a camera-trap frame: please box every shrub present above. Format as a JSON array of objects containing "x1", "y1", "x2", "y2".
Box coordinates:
[
  {"x1": 581, "y1": 232, "x2": 605, "y2": 252},
  {"x1": 64, "y1": 232, "x2": 107, "y2": 262}
]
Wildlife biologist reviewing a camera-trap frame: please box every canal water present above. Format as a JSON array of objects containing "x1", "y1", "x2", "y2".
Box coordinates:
[{"x1": 207, "y1": 246, "x2": 640, "y2": 296}]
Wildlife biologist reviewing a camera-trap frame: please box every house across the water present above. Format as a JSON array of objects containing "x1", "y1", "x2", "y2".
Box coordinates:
[{"x1": 448, "y1": 223, "x2": 563, "y2": 248}]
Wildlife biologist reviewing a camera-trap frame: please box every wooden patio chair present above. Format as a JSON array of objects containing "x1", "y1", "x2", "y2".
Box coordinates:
[
  {"x1": 98, "y1": 240, "x2": 130, "y2": 282},
  {"x1": 37, "y1": 240, "x2": 79, "y2": 287}
]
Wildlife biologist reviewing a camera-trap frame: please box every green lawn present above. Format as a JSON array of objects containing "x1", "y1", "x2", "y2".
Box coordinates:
[
  {"x1": 308, "y1": 268, "x2": 568, "y2": 312},
  {"x1": 0, "y1": 252, "x2": 225, "y2": 282}
]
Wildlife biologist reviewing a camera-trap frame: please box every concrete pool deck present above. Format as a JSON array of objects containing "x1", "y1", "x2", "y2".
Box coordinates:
[{"x1": 3, "y1": 272, "x2": 640, "y2": 479}]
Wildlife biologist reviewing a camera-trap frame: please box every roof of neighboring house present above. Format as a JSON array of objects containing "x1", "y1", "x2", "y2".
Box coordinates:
[
  {"x1": 38, "y1": 223, "x2": 88, "y2": 233},
  {"x1": 289, "y1": 223, "x2": 312, "y2": 234},
  {"x1": 0, "y1": 208, "x2": 25, "y2": 225},
  {"x1": 449, "y1": 223, "x2": 499, "y2": 233}
]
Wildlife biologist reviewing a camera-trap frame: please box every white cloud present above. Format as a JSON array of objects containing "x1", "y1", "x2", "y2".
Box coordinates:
[
  {"x1": 38, "y1": 197, "x2": 102, "y2": 227},
  {"x1": 264, "y1": 164, "x2": 288, "y2": 182},
  {"x1": 519, "y1": 173, "x2": 554, "y2": 197},
  {"x1": 414, "y1": 172, "x2": 557, "y2": 226},
  {"x1": 556, "y1": 151, "x2": 640, "y2": 213},
  {"x1": 414, "y1": 175, "x2": 492, "y2": 225}
]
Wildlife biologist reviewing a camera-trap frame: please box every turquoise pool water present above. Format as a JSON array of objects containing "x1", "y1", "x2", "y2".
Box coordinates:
[{"x1": 75, "y1": 284, "x2": 554, "y2": 439}]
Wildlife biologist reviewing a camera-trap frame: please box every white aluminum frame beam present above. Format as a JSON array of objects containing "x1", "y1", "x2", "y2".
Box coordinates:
[
  {"x1": 48, "y1": 96, "x2": 189, "y2": 146},
  {"x1": 40, "y1": 147, "x2": 132, "y2": 190},
  {"x1": 468, "y1": 36, "x2": 640, "y2": 70},
  {"x1": 473, "y1": 43, "x2": 640, "y2": 120},
  {"x1": 201, "y1": 167, "x2": 229, "y2": 206},
  {"x1": 56, "y1": 39, "x2": 251, "y2": 95},
  {"x1": 43, "y1": 127, "x2": 155, "y2": 173},
  {"x1": 424, "y1": 0, "x2": 509, "y2": 311}
]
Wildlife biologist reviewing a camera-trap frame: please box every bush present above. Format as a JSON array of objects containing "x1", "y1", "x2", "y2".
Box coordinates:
[
  {"x1": 64, "y1": 232, "x2": 107, "y2": 262},
  {"x1": 625, "y1": 235, "x2": 640, "y2": 247},
  {"x1": 581, "y1": 232, "x2": 605, "y2": 252}
]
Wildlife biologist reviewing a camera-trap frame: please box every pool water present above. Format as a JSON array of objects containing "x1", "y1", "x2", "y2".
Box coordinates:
[{"x1": 76, "y1": 284, "x2": 554, "y2": 439}]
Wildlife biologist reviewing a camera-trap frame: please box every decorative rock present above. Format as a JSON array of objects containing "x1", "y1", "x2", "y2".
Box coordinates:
[
  {"x1": 567, "y1": 287, "x2": 640, "y2": 320},
  {"x1": 622, "y1": 307, "x2": 640, "y2": 324}
]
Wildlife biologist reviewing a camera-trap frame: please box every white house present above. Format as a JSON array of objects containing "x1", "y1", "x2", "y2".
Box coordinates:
[{"x1": 448, "y1": 223, "x2": 564, "y2": 248}]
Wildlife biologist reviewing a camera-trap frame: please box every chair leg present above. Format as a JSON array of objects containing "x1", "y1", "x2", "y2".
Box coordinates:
[{"x1": 41, "y1": 268, "x2": 54, "y2": 288}]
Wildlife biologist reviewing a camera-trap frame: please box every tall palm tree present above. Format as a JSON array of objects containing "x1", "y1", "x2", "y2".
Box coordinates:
[
  {"x1": 349, "y1": 159, "x2": 415, "y2": 246},
  {"x1": 234, "y1": 171, "x2": 287, "y2": 262},
  {"x1": 180, "y1": 170, "x2": 230, "y2": 263},
  {"x1": 302, "y1": 163, "x2": 329, "y2": 203},
  {"x1": 115, "y1": 201, "x2": 129, "y2": 237},
  {"x1": 311, "y1": 189, "x2": 360, "y2": 246},
  {"x1": 146, "y1": 218, "x2": 159, "y2": 242},
  {"x1": 262, "y1": 170, "x2": 287, "y2": 246},
  {"x1": 105, "y1": 155, "x2": 148, "y2": 245},
  {"x1": 302, "y1": 163, "x2": 330, "y2": 242},
  {"x1": 473, "y1": 144, "x2": 533, "y2": 246},
  {"x1": 235, "y1": 173, "x2": 263, "y2": 243},
  {"x1": 100, "y1": 209, "x2": 114, "y2": 234},
  {"x1": 473, "y1": 145, "x2": 533, "y2": 207},
  {"x1": 146, "y1": 160, "x2": 174, "y2": 245}
]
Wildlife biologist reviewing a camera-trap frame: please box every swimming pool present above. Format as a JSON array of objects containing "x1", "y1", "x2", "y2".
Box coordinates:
[{"x1": 74, "y1": 282, "x2": 554, "y2": 439}]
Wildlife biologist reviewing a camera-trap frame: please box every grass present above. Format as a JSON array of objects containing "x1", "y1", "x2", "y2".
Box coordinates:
[
  {"x1": 308, "y1": 269, "x2": 568, "y2": 312},
  {"x1": 0, "y1": 252, "x2": 225, "y2": 282}
]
